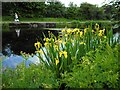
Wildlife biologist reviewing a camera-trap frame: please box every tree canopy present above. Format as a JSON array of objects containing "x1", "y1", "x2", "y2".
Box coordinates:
[{"x1": 2, "y1": 1, "x2": 119, "y2": 20}]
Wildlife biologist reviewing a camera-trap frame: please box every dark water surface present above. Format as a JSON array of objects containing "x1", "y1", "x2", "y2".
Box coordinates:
[{"x1": 2, "y1": 27, "x2": 58, "y2": 55}]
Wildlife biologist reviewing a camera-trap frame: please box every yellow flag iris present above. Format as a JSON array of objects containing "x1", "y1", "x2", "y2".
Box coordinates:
[{"x1": 34, "y1": 41, "x2": 42, "y2": 50}]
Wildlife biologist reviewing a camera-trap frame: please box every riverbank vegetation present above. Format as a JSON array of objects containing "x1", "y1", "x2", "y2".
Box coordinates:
[
  {"x1": 2, "y1": 0, "x2": 120, "y2": 89},
  {"x1": 2, "y1": 1, "x2": 118, "y2": 21},
  {"x1": 2, "y1": 23, "x2": 120, "y2": 88},
  {"x1": 2, "y1": 0, "x2": 119, "y2": 30}
]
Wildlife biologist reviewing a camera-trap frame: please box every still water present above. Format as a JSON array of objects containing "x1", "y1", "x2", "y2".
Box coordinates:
[
  {"x1": 2, "y1": 27, "x2": 58, "y2": 55},
  {"x1": 1, "y1": 27, "x2": 59, "y2": 69}
]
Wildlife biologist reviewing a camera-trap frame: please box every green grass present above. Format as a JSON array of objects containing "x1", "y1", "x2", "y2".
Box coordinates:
[
  {"x1": 2, "y1": 16, "x2": 72, "y2": 22},
  {"x1": 2, "y1": 16, "x2": 114, "y2": 23}
]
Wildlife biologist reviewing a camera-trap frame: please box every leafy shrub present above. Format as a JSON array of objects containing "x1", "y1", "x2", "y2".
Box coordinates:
[
  {"x1": 61, "y1": 44, "x2": 119, "y2": 88},
  {"x1": 2, "y1": 63, "x2": 59, "y2": 88},
  {"x1": 33, "y1": 23, "x2": 118, "y2": 80}
]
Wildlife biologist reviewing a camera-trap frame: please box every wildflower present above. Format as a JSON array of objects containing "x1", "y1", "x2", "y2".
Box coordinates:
[
  {"x1": 44, "y1": 38, "x2": 49, "y2": 42},
  {"x1": 73, "y1": 28, "x2": 79, "y2": 32},
  {"x1": 65, "y1": 34, "x2": 68, "y2": 37},
  {"x1": 71, "y1": 39, "x2": 74, "y2": 43},
  {"x1": 55, "y1": 58, "x2": 59, "y2": 65},
  {"x1": 48, "y1": 31, "x2": 50, "y2": 33},
  {"x1": 104, "y1": 36, "x2": 106, "y2": 39},
  {"x1": 95, "y1": 23, "x2": 99, "y2": 31},
  {"x1": 80, "y1": 42, "x2": 85, "y2": 45},
  {"x1": 58, "y1": 39, "x2": 62, "y2": 44},
  {"x1": 99, "y1": 30, "x2": 103, "y2": 34},
  {"x1": 59, "y1": 51, "x2": 63, "y2": 57},
  {"x1": 54, "y1": 45, "x2": 59, "y2": 51},
  {"x1": 63, "y1": 51, "x2": 67, "y2": 58},
  {"x1": 35, "y1": 50, "x2": 43, "y2": 54},
  {"x1": 50, "y1": 38, "x2": 54, "y2": 42},
  {"x1": 44, "y1": 42, "x2": 49, "y2": 47},
  {"x1": 59, "y1": 51, "x2": 68, "y2": 58},
  {"x1": 80, "y1": 31, "x2": 83, "y2": 37},
  {"x1": 92, "y1": 30, "x2": 94, "y2": 33},
  {"x1": 62, "y1": 29, "x2": 66, "y2": 32},
  {"x1": 103, "y1": 29, "x2": 105, "y2": 34},
  {"x1": 34, "y1": 41, "x2": 42, "y2": 50},
  {"x1": 98, "y1": 29, "x2": 105, "y2": 37},
  {"x1": 67, "y1": 29, "x2": 72, "y2": 34},
  {"x1": 84, "y1": 28, "x2": 87, "y2": 34},
  {"x1": 98, "y1": 33, "x2": 102, "y2": 37},
  {"x1": 64, "y1": 42, "x2": 66, "y2": 45}
]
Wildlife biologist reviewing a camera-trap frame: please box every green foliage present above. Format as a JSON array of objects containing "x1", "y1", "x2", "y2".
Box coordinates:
[
  {"x1": 71, "y1": 20, "x2": 81, "y2": 28},
  {"x1": 2, "y1": 2, "x2": 118, "y2": 20},
  {"x1": 2, "y1": 22, "x2": 119, "y2": 88},
  {"x1": 65, "y1": 2, "x2": 78, "y2": 19},
  {"x1": 45, "y1": 1, "x2": 65, "y2": 18},
  {"x1": 61, "y1": 44, "x2": 119, "y2": 88},
  {"x1": 2, "y1": 23, "x2": 9, "y2": 32},
  {"x1": 2, "y1": 63, "x2": 59, "y2": 88},
  {"x1": 111, "y1": 0, "x2": 120, "y2": 30},
  {"x1": 33, "y1": 23, "x2": 118, "y2": 80},
  {"x1": 78, "y1": 3, "x2": 99, "y2": 20}
]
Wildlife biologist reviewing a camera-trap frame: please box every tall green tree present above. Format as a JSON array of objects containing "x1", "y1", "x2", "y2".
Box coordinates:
[
  {"x1": 78, "y1": 2, "x2": 100, "y2": 20},
  {"x1": 110, "y1": 0, "x2": 120, "y2": 30},
  {"x1": 45, "y1": 1, "x2": 65, "y2": 18},
  {"x1": 65, "y1": 2, "x2": 78, "y2": 19}
]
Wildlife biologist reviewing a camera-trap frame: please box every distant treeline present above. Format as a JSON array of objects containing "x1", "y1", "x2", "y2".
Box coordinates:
[{"x1": 2, "y1": 1, "x2": 119, "y2": 20}]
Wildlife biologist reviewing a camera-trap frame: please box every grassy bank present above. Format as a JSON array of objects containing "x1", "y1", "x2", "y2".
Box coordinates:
[
  {"x1": 2, "y1": 16, "x2": 113, "y2": 23},
  {"x1": 2, "y1": 16, "x2": 72, "y2": 22},
  {"x1": 2, "y1": 16, "x2": 115, "y2": 33}
]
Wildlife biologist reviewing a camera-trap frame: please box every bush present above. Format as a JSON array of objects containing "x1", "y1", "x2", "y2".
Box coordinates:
[
  {"x1": 61, "y1": 44, "x2": 119, "y2": 88},
  {"x1": 2, "y1": 63, "x2": 59, "y2": 88}
]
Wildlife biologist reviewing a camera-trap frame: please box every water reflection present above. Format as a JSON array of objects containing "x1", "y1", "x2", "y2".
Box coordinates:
[
  {"x1": 2, "y1": 27, "x2": 58, "y2": 55},
  {"x1": 3, "y1": 43, "x2": 13, "y2": 57},
  {"x1": 2, "y1": 27, "x2": 59, "y2": 70},
  {"x1": 113, "y1": 32, "x2": 120, "y2": 43},
  {"x1": 2, "y1": 54, "x2": 41, "y2": 71},
  {"x1": 15, "y1": 28, "x2": 20, "y2": 37}
]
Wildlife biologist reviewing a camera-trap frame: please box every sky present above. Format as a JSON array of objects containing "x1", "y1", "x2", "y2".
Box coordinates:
[{"x1": 58, "y1": 0, "x2": 111, "y2": 7}]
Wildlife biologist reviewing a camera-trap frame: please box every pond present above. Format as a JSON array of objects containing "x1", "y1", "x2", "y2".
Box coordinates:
[
  {"x1": 1, "y1": 24, "x2": 120, "y2": 70},
  {"x1": 2, "y1": 27, "x2": 59, "y2": 55},
  {"x1": 1, "y1": 25, "x2": 60, "y2": 69}
]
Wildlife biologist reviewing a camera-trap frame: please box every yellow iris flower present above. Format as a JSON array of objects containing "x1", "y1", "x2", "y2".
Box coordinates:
[
  {"x1": 35, "y1": 50, "x2": 44, "y2": 54},
  {"x1": 84, "y1": 28, "x2": 87, "y2": 34},
  {"x1": 80, "y1": 31, "x2": 83, "y2": 37},
  {"x1": 44, "y1": 38, "x2": 49, "y2": 42},
  {"x1": 63, "y1": 51, "x2": 67, "y2": 58},
  {"x1": 98, "y1": 29, "x2": 105, "y2": 37},
  {"x1": 55, "y1": 58, "x2": 59, "y2": 65},
  {"x1": 80, "y1": 42, "x2": 85, "y2": 45},
  {"x1": 54, "y1": 45, "x2": 59, "y2": 51},
  {"x1": 67, "y1": 29, "x2": 72, "y2": 34},
  {"x1": 62, "y1": 29, "x2": 66, "y2": 32},
  {"x1": 34, "y1": 41, "x2": 42, "y2": 50},
  {"x1": 95, "y1": 23, "x2": 99, "y2": 31},
  {"x1": 59, "y1": 51, "x2": 68, "y2": 58}
]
